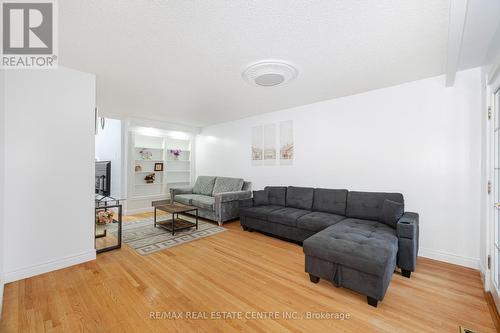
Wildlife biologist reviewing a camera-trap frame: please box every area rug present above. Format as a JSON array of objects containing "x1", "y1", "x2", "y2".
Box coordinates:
[{"x1": 108, "y1": 216, "x2": 226, "y2": 256}]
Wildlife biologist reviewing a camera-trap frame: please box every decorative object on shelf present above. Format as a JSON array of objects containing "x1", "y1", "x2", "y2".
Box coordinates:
[
  {"x1": 169, "y1": 149, "x2": 182, "y2": 160},
  {"x1": 135, "y1": 165, "x2": 142, "y2": 172},
  {"x1": 139, "y1": 148, "x2": 153, "y2": 160},
  {"x1": 154, "y1": 162, "x2": 164, "y2": 171},
  {"x1": 145, "y1": 173, "x2": 156, "y2": 183}
]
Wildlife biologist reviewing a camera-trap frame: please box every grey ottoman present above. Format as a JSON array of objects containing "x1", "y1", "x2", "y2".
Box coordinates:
[{"x1": 303, "y1": 218, "x2": 398, "y2": 307}]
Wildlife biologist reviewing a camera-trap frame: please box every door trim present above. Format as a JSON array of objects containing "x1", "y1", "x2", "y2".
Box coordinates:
[{"x1": 489, "y1": 83, "x2": 500, "y2": 314}]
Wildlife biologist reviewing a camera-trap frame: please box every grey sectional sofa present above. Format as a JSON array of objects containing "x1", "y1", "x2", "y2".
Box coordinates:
[
  {"x1": 169, "y1": 176, "x2": 252, "y2": 225},
  {"x1": 239, "y1": 186, "x2": 419, "y2": 307}
]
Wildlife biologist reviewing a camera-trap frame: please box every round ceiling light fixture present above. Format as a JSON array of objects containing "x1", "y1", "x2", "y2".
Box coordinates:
[{"x1": 242, "y1": 60, "x2": 298, "y2": 87}]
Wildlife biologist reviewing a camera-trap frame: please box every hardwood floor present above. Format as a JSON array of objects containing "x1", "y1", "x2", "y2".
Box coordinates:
[{"x1": 0, "y1": 212, "x2": 497, "y2": 332}]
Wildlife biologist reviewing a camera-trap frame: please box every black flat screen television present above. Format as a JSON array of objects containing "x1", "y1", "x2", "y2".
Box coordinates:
[{"x1": 95, "y1": 161, "x2": 111, "y2": 196}]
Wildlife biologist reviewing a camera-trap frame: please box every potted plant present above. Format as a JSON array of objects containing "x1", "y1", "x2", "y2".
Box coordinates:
[{"x1": 169, "y1": 149, "x2": 182, "y2": 160}]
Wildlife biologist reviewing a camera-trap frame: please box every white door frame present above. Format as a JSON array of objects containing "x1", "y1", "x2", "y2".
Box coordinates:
[{"x1": 487, "y1": 62, "x2": 500, "y2": 312}]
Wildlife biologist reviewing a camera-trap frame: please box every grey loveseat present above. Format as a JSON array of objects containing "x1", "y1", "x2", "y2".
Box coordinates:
[
  {"x1": 169, "y1": 176, "x2": 252, "y2": 225},
  {"x1": 239, "y1": 186, "x2": 419, "y2": 307}
]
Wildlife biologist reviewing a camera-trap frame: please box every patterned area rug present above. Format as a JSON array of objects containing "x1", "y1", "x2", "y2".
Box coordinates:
[{"x1": 108, "y1": 216, "x2": 226, "y2": 256}]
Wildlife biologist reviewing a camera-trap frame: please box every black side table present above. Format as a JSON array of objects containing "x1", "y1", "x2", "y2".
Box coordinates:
[{"x1": 95, "y1": 195, "x2": 123, "y2": 254}]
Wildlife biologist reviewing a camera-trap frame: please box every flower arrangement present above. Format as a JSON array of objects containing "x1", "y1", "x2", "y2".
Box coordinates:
[
  {"x1": 139, "y1": 148, "x2": 153, "y2": 160},
  {"x1": 169, "y1": 149, "x2": 182, "y2": 159},
  {"x1": 96, "y1": 210, "x2": 114, "y2": 224}
]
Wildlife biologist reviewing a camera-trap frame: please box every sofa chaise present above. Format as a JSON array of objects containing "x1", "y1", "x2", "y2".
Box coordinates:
[
  {"x1": 165, "y1": 176, "x2": 252, "y2": 225},
  {"x1": 239, "y1": 186, "x2": 419, "y2": 307}
]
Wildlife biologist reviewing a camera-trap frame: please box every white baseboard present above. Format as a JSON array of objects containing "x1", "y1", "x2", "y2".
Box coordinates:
[
  {"x1": 419, "y1": 248, "x2": 479, "y2": 269},
  {"x1": 480, "y1": 263, "x2": 486, "y2": 285},
  {"x1": 4, "y1": 250, "x2": 96, "y2": 283}
]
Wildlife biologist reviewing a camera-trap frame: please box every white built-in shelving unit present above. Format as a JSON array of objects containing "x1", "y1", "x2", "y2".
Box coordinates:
[
  {"x1": 127, "y1": 130, "x2": 193, "y2": 214},
  {"x1": 165, "y1": 138, "x2": 191, "y2": 189}
]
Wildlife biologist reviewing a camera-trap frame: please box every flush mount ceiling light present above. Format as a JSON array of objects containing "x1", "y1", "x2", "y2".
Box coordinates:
[{"x1": 242, "y1": 60, "x2": 298, "y2": 87}]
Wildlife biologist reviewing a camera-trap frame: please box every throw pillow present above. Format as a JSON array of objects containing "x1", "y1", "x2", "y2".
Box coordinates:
[
  {"x1": 253, "y1": 190, "x2": 269, "y2": 206},
  {"x1": 381, "y1": 199, "x2": 404, "y2": 228},
  {"x1": 193, "y1": 176, "x2": 217, "y2": 196},
  {"x1": 266, "y1": 186, "x2": 287, "y2": 206},
  {"x1": 212, "y1": 177, "x2": 244, "y2": 195}
]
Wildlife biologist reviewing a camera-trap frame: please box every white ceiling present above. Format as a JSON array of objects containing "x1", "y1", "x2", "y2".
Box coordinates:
[
  {"x1": 59, "y1": 0, "x2": 499, "y2": 127},
  {"x1": 460, "y1": 0, "x2": 500, "y2": 69}
]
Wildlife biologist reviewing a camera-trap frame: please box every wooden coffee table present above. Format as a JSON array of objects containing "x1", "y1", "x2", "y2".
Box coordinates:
[{"x1": 153, "y1": 203, "x2": 198, "y2": 235}]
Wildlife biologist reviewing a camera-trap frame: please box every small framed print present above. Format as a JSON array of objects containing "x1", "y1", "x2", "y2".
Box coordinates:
[{"x1": 154, "y1": 163, "x2": 164, "y2": 171}]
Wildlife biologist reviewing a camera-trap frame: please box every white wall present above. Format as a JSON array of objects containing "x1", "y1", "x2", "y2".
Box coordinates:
[
  {"x1": 95, "y1": 118, "x2": 123, "y2": 198},
  {"x1": 0, "y1": 70, "x2": 5, "y2": 315},
  {"x1": 4, "y1": 67, "x2": 96, "y2": 282},
  {"x1": 196, "y1": 68, "x2": 482, "y2": 269}
]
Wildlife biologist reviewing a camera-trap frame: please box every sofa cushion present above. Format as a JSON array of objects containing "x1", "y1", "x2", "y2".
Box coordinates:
[
  {"x1": 265, "y1": 186, "x2": 287, "y2": 206},
  {"x1": 253, "y1": 190, "x2": 269, "y2": 206},
  {"x1": 174, "y1": 194, "x2": 198, "y2": 206},
  {"x1": 313, "y1": 188, "x2": 348, "y2": 215},
  {"x1": 240, "y1": 205, "x2": 283, "y2": 220},
  {"x1": 303, "y1": 218, "x2": 398, "y2": 277},
  {"x1": 286, "y1": 186, "x2": 314, "y2": 210},
  {"x1": 268, "y1": 207, "x2": 311, "y2": 227},
  {"x1": 192, "y1": 195, "x2": 215, "y2": 211},
  {"x1": 297, "y1": 212, "x2": 345, "y2": 232},
  {"x1": 212, "y1": 177, "x2": 244, "y2": 195},
  {"x1": 193, "y1": 176, "x2": 217, "y2": 196},
  {"x1": 346, "y1": 191, "x2": 404, "y2": 222},
  {"x1": 380, "y1": 199, "x2": 404, "y2": 228}
]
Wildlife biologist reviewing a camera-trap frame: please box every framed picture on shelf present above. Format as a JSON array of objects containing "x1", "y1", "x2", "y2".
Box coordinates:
[
  {"x1": 154, "y1": 162, "x2": 164, "y2": 171},
  {"x1": 135, "y1": 165, "x2": 142, "y2": 172}
]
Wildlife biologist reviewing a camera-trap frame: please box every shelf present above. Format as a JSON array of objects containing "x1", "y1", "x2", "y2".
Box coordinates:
[
  {"x1": 135, "y1": 183, "x2": 164, "y2": 186},
  {"x1": 167, "y1": 159, "x2": 191, "y2": 162},
  {"x1": 135, "y1": 171, "x2": 164, "y2": 173},
  {"x1": 166, "y1": 170, "x2": 191, "y2": 173},
  {"x1": 135, "y1": 146, "x2": 164, "y2": 150},
  {"x1": 135, "y1": 159, "x2": 164, "y2": 163}
]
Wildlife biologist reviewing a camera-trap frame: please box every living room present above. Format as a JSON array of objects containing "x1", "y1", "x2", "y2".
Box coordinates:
[{"x1": 1, "y1": 0, "x2": 500, "y2": 332}]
